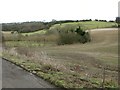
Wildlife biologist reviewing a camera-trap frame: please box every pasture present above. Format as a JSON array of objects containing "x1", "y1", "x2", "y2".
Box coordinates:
[
  {"x1": 49, "y1": 21, "x2": 117, "y2": 31},
  {"x1": 2, "y1": 21, "x2": 118, "y2": 89}
]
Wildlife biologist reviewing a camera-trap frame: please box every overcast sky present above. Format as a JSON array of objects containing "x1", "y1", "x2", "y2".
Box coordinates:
[{"x1": 0, "y1": 0, "x2": 119, "y2": 23}]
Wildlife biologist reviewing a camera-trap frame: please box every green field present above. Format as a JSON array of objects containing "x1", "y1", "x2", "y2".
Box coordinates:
[
  {"x1": 2, "y1": 21, "x2": 118, "y2": 89},
  {"x1": 21, "y1": 30, "x2": 47, "y2": 36},
  {"x1": 2, "y1": 21, "x2": 117, "y2": 36},
  {"x1": 49, "y1": 21, "x2": 117, "y2": 31}
]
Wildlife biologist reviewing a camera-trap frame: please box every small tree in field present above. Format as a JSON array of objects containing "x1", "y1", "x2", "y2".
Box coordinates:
[{"x1": 75, "y1": 26, "x2": 91, "y2": 44}]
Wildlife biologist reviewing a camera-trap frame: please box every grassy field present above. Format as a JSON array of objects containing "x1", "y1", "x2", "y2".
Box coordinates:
[
  {"x1": 2, "y1": 21, "x2": 117, "y2": 36},
  {"x1": 49, "y1": 21, "x2": 117, "y2": 31},
  {"x1": 2, "y1": 30, "x2": 47, "y2": 36},
  {"x1": 2, "y1": 21, "x2": 118, "y2": 89},
  {"x1": 21, "y1": 30, "x2": 47, "y2": 36},
  {"x1": 2, "y1": 27, "x2": 118, "y2": 89},
  {"x1": 2, "y1": 21, "x2": 117, "y2": 44}
]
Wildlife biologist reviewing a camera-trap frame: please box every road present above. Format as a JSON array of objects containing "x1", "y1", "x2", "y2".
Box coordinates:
[{"x1": 2, "y1": 58, "x2": 58, "y2": 88}]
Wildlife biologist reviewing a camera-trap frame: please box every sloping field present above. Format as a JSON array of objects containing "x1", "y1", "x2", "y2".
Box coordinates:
[
  {"x1": 3, "y1": 28, "x2": 118, "y2": 88},
  {"x1": 46, "y1": 28, "x2": 118, "y2": 67},
  {"x1": 49, "y1": 21, "x2": 117, "y2": 31},
  {"x1": 41, "y1": 28, "x2": 118, "y2": 87},
  {"x1": 2, "y1": 21, "x2": 117, "y2": 36}
]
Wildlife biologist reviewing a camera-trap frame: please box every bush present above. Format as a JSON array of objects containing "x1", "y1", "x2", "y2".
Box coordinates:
[
  {"x1": 47, "y1": 26, "x2": 91, "y2": 45},
  {"x1": 79, "y1": 32, "x2": 91, "y2": 43},
  {"x1": 57, "y1": 31, "x2": 79, "y2": 45},
  {"x1": 57, "y1": 27, "x2": 91, "y2": 45},
  {"x1": 75, "y1": 26, "x2": 91, "y2": 43}
]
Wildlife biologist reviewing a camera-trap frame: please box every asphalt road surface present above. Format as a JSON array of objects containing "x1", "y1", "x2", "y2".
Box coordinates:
[{"x1": 2, "y1": 58, "x2": 58, "y2": 88}]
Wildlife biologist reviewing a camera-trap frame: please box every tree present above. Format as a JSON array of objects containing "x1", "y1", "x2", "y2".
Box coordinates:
[
  {"x1": 75, "y1": 26, "x2": 91, "y2": 44},
  {"x1": 95, "y1": 19, "x2": 98, "y2": 21},
  {"x1": 116, "y1": 17, "x2": 120, "y2": 27},
  {"x1": 75, "y1": 26, "x2": 85, "y2": 36}
]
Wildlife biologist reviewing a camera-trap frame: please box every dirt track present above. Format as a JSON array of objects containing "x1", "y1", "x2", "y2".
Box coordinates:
[{"x1": 90, "y1": 28, "x2": 118, "y2": 31}]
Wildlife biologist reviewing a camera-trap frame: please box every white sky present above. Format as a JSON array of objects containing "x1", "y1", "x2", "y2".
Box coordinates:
[{"x1": 0, "y1": 0, "x2": 119, "y2": 23}]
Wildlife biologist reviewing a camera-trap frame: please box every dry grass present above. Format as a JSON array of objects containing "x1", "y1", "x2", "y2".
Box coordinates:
[{"x1": 3, "y1": 28, "x2": 118, "y2": 88}]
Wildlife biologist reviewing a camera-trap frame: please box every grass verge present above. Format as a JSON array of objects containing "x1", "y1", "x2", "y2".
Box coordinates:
[{"x1": 2, "y1": 50, "x2": 118, "y2": 89}]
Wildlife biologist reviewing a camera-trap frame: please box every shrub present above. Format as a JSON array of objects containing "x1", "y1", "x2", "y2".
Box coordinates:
[
  {"x1": 79, "y1": 32, "x2": 91, "y2": 43},
  {"x1": 57, "y1": 31, "x2": 79, "y2": 45},
  {"x1": 57, "y1": 26, "x2": 91, "y2": 45},
  {"x1": 75, "y1": 26, "x2": 91, "y2": 43}
]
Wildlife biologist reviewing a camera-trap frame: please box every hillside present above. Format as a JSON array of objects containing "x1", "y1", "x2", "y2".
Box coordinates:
[
  {"x1": 2, "y1": 20, "x2": 118, "y2": 88},
  {"x1": 2, "y1": 21, "x2": 117, "y2": 34}
]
